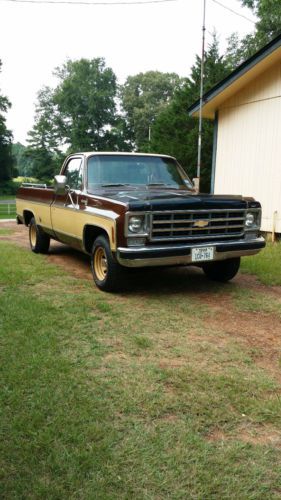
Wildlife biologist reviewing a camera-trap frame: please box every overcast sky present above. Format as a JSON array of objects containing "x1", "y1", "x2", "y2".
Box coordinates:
[{"x1": 0, "y1": 0, "x2": 255, "y2": 144}]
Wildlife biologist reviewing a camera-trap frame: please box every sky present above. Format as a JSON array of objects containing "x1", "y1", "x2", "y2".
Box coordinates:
[{"x1": 0, "y1": 0, "x2": 256, "y2": 144}]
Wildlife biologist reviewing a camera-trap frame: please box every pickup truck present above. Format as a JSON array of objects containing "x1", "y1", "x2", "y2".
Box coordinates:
[{"x1": 16, "y1": 152, "x2": 265, "y2": 291}]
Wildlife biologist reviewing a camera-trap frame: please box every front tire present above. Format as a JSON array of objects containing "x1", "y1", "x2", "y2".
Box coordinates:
[
  {"x1": 202, "y1": 257, "x2": 240, "y2": 282},
  {"x1": 91, "y1": 235, "x2": 124, "y2": 292},
  {"x1": 29, "y1": 217, "x2": 50, "y2": 254}
]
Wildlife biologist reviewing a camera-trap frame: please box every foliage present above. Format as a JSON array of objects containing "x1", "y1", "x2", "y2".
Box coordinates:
[
  {"x1": 26, "y1": 58, "x2": 132, "y2": 180},
  {"x1": 23, "y1": 146, "x2": 62, "y2": 182},
  {"x1": 12, "y1": 142, "x2": 33, "y2": 177},
  {"x1": 120, "y1": 71, "x2": 182, "y2": 151},
  {"x1": 0, "y1": 179, "x2": 22, "y2": 196},
  {"x1": 25, "y1": 86, "x2": 66, "y2": 180},
  {"x1": 242, "y1": 0, "x2": 281, "y2": 43},
  {"x1": 0, "y1": 61, "x2": 14, "y2": 182},
  {"x1": 150, "y1": 35, "x2": 231, "y2": 192},
  {"x1": 52, "y1": 58, "x2": 122, "y2": 151},
  {"x1": 229, "y1": 1, "x2": 281, "y2": 65}
]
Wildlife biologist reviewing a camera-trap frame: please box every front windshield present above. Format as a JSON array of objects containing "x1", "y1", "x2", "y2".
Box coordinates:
[{"x1": 87, "y1": 155, "x2": 193, "y2": 191}]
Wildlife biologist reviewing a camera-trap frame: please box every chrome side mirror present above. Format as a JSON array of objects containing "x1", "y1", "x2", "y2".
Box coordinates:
[
  {"x1": 54, "y1": 175, "x2": 67, "y2": 195},
  {"x1": 192, "y1": 177, "x2": 200, "y2": 193}
]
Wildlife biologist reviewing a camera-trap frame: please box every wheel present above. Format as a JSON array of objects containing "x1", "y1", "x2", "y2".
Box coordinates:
[
  {"x1": 29, "y1": 217, "x2": 50, "y2": 254},
  {"x1": 202, "y1": 257, "x2": 240, "y2": 282},
  {"x1": 91, "y1": 235, "x2": 125, "y2": 292}
]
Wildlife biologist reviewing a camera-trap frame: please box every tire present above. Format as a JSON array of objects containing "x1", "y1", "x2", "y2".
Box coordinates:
[
  {"x1": 91, "y1": 235, "x2": 125, "y2": 292},
  {"x1": 29, "y1": 217, "x2": 50, "y2": 254},
  {"x1": 202, "y1": 257, "x2": 240, "y2": 282}
]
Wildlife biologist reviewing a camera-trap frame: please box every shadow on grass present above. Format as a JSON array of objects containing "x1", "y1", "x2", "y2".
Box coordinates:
[{"x1": 47, "y1": 243, "x2": 237, "y2": 297}]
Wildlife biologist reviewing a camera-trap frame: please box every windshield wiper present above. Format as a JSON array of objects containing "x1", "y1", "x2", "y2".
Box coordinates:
[
  {"x1": 147, "y1": 183, "x2": 167, "y2": 186},
  {"x1": 101, "y1": 183, "x2": 131, "y2": 187},
  {"x1": 147, "y1": 183, "x2": 176, "y2": 188}
]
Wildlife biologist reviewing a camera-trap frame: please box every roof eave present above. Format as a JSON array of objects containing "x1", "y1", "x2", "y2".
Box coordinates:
[{"x1": 188, "y1": 32, "x2": 281, "y2": 119}]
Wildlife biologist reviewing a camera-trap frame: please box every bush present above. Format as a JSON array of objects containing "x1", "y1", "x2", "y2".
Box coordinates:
[
  {"x1": 0, "y1": 180, "x2": 20, "y2": 195},
  {"x1": 0, "y1": 178, "x2": 40, "y2": 195}
]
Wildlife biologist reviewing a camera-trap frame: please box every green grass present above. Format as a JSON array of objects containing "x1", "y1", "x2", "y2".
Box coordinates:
[
  {"x1": 0, "y1": 198, "x2": 16, "y2": 219},
  {"x1": 0, "y1": 195, "x2": 16, "y2": 201},
  {"x1": 232, "y1": 287, "x2": 281, "y2": 316},
  {"x1": 0, "y1": 228, "x2": 13, "y2": 235},
  {"x1": 0, "y1": 213, "x2": 16, "y2": 220},
  {"x1": 241, "y1": 242, "x2": 281, "y2": 285},
  {"x1": 1, "y1": 242, "x2": 281, "y2": 498}
]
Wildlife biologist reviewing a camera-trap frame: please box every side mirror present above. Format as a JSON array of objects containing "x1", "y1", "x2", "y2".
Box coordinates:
[
  {"x1": 192, "y1": 177, "x2": 200, "y2": 193},
  {"x1": 54, "y1": 175, "x2": 67, "y2": 195}
]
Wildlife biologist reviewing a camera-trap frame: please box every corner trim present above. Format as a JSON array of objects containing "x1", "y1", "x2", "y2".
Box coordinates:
[{"x1": 211, "y1": 111, "x2": 219, "y2": 194}]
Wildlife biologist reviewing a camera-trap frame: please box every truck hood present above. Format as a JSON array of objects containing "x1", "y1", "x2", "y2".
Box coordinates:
[{"x1": 96, "y1": 188, "x2": 259, "y2": 211}]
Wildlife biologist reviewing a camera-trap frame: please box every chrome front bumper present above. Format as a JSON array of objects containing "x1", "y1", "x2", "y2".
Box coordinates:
[{"x1": 116, "y1": 237, "x2": 265, "y2": 268}]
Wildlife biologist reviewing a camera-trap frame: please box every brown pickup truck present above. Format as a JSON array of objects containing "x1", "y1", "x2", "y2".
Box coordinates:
[{"x1": 16, "y1": 152, "x2": 265, "y2": 291}]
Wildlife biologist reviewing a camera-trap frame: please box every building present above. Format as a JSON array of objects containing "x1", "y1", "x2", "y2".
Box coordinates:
[{"x1": 189, "y1": 34, "x2": 281, "y2": 233}]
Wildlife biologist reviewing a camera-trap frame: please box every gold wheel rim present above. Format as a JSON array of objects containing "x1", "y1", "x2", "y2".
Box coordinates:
[
  {"x1": 30, "y1": 224, "x2": 37, "y2": 247},
  {"x1": 94, "y1": 247, "x2": 108, "y2": 281}
]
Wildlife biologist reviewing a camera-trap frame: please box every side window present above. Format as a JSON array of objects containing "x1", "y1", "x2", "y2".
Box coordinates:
[{"x1": 64, "y1": 158, "x2": 83, "y2": 190}]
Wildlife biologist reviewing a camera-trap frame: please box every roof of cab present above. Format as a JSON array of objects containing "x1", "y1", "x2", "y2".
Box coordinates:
[{"x1": 72, "y1": 152, "x2": 176, "y2": 160}]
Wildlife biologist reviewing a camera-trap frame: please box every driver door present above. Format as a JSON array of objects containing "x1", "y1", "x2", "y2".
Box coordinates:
[{"x1": 51, "y1": 156, "x2": 84, "y2": 248}]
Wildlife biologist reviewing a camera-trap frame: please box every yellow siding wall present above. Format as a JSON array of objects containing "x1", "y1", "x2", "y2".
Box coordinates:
[{"x1": 215, "y1": 62, "x2": 281, "y2": 232}]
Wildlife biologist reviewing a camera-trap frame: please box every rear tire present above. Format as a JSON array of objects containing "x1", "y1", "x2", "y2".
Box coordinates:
[
  {"x1": 202, "y1": 257, "x2": 240, "y2": 282},
  {"x1": 91, "y1": 235, "x2": 125, "y2": 292},
  {"x1": 29, "y1": 217, "x2": 50, "y2": 254}
]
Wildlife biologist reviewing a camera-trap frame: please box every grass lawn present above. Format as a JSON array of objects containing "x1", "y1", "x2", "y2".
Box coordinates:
[
  {"x1": 0, "y1": 212, "x2": 16, "y2": 220},
  {"x1": 241, "y1": 241, "x2": 281, "y2": 285},
  {"x1": 0, "y1": 197, "x2": 16, "y2": 219},
  {"x1": 1, "y1": 240, "x2": 281, "y2": 498},
  {"x1": 0, "y1": 195, "x2": 16, "y2": 201}
]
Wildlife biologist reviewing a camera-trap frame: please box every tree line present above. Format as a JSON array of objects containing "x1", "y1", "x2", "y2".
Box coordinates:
[{"x1": 1, "y1": 0, "x2": 280, "y2": 193}]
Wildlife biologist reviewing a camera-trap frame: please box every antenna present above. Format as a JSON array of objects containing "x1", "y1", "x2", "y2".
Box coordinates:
[{"x1": 195, "y1": 0, "x2": 207, "y2": 193}]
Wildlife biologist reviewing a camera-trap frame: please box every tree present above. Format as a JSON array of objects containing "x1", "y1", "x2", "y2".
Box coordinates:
[
  {"x1": 241, "y1": 0, "x2": 281, "y2": 43},
  {"x1": 228, "y1": 1, "x2": 281, "y2": 65},
  {"x1": 12, "y1": 142, "x2": 33, "y2": 177},
  {"x1": 120, "y1": 71, "x2": 182, "y2": 151},
  {"x1": 150, "y1": 35, "x2": 231, "y2": 192},
  {"x1": 0, "y1": 61, "x2": 14, "y2": 182},
  {"x1": 53, "y1": 58, "x2": 124, "y2": 151},
  {"x1": 26, "y1": 58, "x2": 129, "y2": 180},
  {"x1": 25, "y1": 86, "x2": 63, "y2": 180}
]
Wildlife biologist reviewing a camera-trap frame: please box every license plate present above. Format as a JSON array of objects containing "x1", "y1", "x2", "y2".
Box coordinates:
[{"x1": 191, "y1": 246, "x2": 214, "y2": 262}]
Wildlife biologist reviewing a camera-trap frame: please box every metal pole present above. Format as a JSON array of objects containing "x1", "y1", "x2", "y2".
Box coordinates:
[{"x1": 196, "y1": 0, "x2": 207, "y2": 192}]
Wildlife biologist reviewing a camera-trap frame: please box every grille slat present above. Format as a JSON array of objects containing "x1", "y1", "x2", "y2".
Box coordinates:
[
  {"x1": 152, "y1": 217, "x2": 245, "y2": 225},
  {"x1": 150, "y1": 209, "x2": 246, "y2": 242},
  {"x1": 152, "y1": 224, "x2": 244, "y2": 233}
]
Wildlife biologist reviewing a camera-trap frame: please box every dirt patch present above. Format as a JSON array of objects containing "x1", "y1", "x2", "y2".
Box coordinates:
[
  {"x1": 47, "y1": 249, "x2": 92, "y2": 281},
  {"x1": 207, "y1": 424, "x2": 281, "y2": 447},
  {"x1": 0, "y1": 221, "x2": 29, "y2": 248},
  {"x1": 158, "y1": 358, "x2": 187, "y2": 369},
  {"x1": 238, "y1": 273, "x2": 281, "y2": 298},
  {"x1": 0, "y1": 221, "x2": 92, "y2": 280},
  {"x1": 201, "y1": 297, "x2": 281, "y2": 381}
]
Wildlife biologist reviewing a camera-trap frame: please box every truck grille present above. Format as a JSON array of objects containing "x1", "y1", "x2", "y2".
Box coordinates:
[{"x1": 150, "y1": 209, "x2": 246, "y2": 242}]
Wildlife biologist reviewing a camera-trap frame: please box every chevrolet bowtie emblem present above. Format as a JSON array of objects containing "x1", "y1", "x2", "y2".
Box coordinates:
[{"x1": 193, "y1": 219, "x2": 209, "y2": 228}]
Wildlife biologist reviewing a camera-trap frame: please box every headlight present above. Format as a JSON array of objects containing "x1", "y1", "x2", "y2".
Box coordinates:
[
  {"x1": 245, "y1": 212, "x2": 255, "y2": 228},
  {"x1": 128, "y1": 216, "x2": 144, "y2": 233}
]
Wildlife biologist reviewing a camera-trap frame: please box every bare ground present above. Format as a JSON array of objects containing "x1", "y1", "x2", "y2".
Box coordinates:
[{"x1": 1, "y1": 220, "x2": 281, "y2": 445}]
